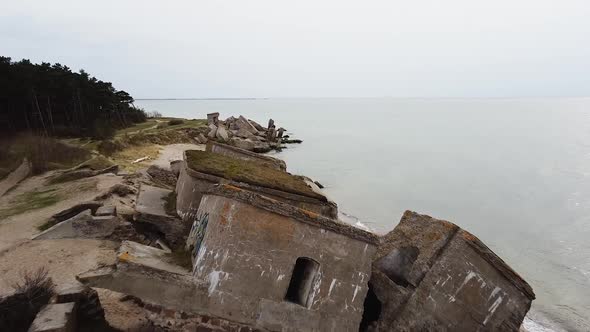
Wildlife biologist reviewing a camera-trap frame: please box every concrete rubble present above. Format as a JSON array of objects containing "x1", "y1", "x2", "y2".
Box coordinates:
[
  {"x1": 12, "y1": 117, "x2": 532, "y2": 331},
  {"x1": 203, "y1": 113, "x2": 302, "y2": 153}
]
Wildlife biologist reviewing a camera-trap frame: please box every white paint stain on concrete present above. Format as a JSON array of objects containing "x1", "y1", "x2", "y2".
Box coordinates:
[{"x1": 483, "y1": 296, "x2": 503, "y2": 325}]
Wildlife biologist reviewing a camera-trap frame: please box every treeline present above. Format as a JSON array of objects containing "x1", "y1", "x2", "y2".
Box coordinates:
[{"x1": 0, "y1": 56, "x2": 146, "y2": 138}]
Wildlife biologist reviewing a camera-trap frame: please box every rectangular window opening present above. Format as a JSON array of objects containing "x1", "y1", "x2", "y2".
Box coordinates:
[{"x1": 285, "y1": 257, "x2": 319, "y2": 308}]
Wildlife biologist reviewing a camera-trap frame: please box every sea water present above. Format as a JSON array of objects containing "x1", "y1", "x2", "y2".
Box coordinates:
[{"x1": 136, "y1": 97, "x2": 590, "y2": 331}]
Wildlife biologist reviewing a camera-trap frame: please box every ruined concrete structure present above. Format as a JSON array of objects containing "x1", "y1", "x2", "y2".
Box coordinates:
[
  {"x1": 187, "y1": 185, "x2": 379, "y2": 331},
  {"x1": 206, "y1": 141, "x2": 287, "y2": 171},
  {"x1": 80, "y1": 185, "x2": 378, "y2": 331},
  {"x1": 207, "y1": 112, "x2": 220, "y2": 125},
  {"x1": 363, "y1": 211, "x2": 535, "y2": 331},
  {"x1": 176, "y1": 150, "x2": 338, "y2": 223},
  {"x1": 69, "y1": 119, "x2": 535, "y2": 331}
]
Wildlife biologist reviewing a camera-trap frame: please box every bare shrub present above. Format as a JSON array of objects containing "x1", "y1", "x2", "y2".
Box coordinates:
[{"x1": 0, "y1": 267, "x2": 54, "y2": 331}]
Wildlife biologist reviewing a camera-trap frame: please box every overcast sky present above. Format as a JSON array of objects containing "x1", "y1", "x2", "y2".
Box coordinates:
[{"x1": 2, "y1": 0, "x2": 589, "y2": 98}]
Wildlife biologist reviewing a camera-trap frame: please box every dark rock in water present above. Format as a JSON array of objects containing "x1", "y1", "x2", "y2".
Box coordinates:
[
  {"x1": 268, "y1": 118, "x2": 275, "y2": 129},
  {"x1": 282, "y1": 139, "x2": 303, "y2": 144},
  {"x1": 363, "y1": 211, "x2": 535, "y2": 331}
]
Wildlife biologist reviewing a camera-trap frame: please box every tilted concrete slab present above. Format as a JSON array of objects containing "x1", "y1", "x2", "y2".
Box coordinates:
[
  {"x1": 118, "y1": 241, "x2": 188, "y2": 275},
  {"x1": 134, "y1": 184, "x2": 186, "y2": 247},
  {"x1": 32, "y1": 210, "x2": 119, "y2": 240},
  {"x1": 28, "y1": 302, "x2": 76, "y2": 332},
  {"x1": 135, "y1": 184, "x2": 172, "y2": 219},
  {"x1": 367, "y1": 211, "x2": 535, "y2": 331}
]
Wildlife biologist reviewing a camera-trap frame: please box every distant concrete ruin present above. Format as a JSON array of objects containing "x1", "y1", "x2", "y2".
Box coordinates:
[
  {"x1": 207, "y1": 112, "x2": 219, "y2": 126},
  {"x1": 362, "y1": 211, "x2": 535, "y2": 331}
]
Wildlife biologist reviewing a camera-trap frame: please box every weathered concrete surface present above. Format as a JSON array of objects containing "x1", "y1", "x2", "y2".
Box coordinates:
[
  {"x1": 134, "y1": 184, "x2": 185, "y2": 247},
  {"x1": 206, "y1": 141, "x2": 287, "y2": 171},
  {"x1": 176, "y1": 153, "x2": 337, "y2": 226},
  {"x1": 55, "y1": 282, "x2": 105, "y2": 322},
  {"x1": 32, "y1": 210, "x2": 119, "y2": 240},
  {"x1": 95, "y1": 205, "x2": 116, "y2": 217},
  {"x1": 366, "y1": 211, "x2": 535, "y2": 331},
  {"x1": 28, "y1": 302, "x2": 77, "y2": 332},
  {"x1": 187, "y1": 185, "x2": 378, "y2": 331},
  {"x1": 118, "y1": 240, "x2": 188, "y2": 275},
  {"x1": 0, "y1": 158, "x2": 31, "y2": 197}
]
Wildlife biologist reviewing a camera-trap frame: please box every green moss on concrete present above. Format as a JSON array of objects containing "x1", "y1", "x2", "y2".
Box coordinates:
[
  {"x1": 185, "y1": 150, "x2": 324, "y2": 200},
  {"x1": 0, "y1": 189, "x2": 61, "y2": 221}
]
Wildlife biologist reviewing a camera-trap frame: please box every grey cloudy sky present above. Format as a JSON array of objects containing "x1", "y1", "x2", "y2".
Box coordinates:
[{"x1": 2, "y1": 0, "x2": 589, "y2": 98}]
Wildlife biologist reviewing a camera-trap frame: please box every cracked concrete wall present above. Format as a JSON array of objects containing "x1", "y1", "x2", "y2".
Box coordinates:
[
  {"x1": 191, "y1": 194, "x2": 376, "y2": 331},
  {"x1": 369, "y1": 211, "x2": 534, "y2": 331}
]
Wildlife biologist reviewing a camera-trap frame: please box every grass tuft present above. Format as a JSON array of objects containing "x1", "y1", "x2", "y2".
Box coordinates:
[{"x1": 0, "y1": 189, "x2": 61, "y2": 221}]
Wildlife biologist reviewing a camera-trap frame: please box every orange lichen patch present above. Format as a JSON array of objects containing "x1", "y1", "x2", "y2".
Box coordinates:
[
  {"x1": 440, "y1": 220, "x2": 457, "y2": 229},
  {"x1": 461, "y1": 231, "x2": 478, "y2": 242},
  {"x1": 426, "y1": 232, "x2": 442, "y2": 241},
  {"x1": 224, "y1": 184, "x2": 243, "y2": 192},
  {"x1": 300, "y1": 209, "x2": 319, "y2": 219},
  {"x1": 118, "y1": 251, "x2": 131, "y2": 262},
  {"x1": 219, "y1": 201, "x2": 231, "y2": 225}
]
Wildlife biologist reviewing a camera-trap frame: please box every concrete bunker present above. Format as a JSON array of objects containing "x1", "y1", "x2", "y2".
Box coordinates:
[
  {"x1": 366, "y1": 211, "x2": 536, "y2": 331},
  {"x1": 176, "y1": 150, "x2": 338, "y2": 225},
  {"x1": 187, "y1": 184, "x2": 379, "y2": 331}
]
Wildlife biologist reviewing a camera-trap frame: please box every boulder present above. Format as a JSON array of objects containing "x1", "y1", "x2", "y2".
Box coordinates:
[
  {"x1": 236, "y1": 115, "x2": 259, "y2": 134},
  {"x1": 235, "y1": 127, "x2": 255, "y2": 138},
  {"x1": 268, "y1": 118, "x2": 275, "y2": 129},
  {"x1": 197, "y1": 133, "x2": 208, "y2": 144},
  {"x1": 207, "y1": 124, "x2": 218, "y2": 139},
  {"x1": 216, "y1": 125, "x2": 229, "y2": 142},
  {"x1": 170, "y1": 160, "x2": 183, "y2": 177},
  {"x1": 248, "y1": 119, "x2": 265, "y2": 132},
  {"x1": 230, "y1": 137, "x2": 256, "y2": 151}
]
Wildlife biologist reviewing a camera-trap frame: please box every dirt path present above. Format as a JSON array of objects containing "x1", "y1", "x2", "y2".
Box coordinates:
[{"x1": 152, "y1": 143, "x2": 204, "y2": 169}]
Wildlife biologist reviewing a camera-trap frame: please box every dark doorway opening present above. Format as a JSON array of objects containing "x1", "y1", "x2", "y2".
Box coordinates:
[
  {"x1": 359, "y1": 284, "x2": 382, "y2": 331},
  {"x1": 285, "y1": 257, "x2": 319, "y2": 308}
]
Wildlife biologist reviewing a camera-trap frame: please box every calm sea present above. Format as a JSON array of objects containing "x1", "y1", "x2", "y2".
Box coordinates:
[{"x1": 136, "y1": 98, "x2": 590, "y2": 331}]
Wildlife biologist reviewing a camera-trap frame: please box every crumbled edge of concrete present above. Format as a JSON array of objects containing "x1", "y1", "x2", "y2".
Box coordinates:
[
  {"x1": 389, "y1": 210, "x2": 535, "y2": 300},
  {"x1": 459, "y1": 229, "x2": 535, "y2": 300},
  {"x1": 204, "y1": 184, "x2": 378, "y2": 244}
]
